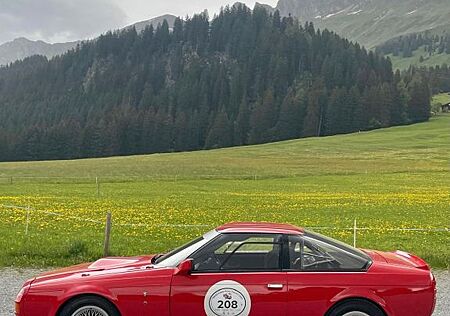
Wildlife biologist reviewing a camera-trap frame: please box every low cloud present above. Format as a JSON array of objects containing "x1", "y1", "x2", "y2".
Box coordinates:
[{"x1": 0, "y1": 0, "x2": 127, "y2": 44}]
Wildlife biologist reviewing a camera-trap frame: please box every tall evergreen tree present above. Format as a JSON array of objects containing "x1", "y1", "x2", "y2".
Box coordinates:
[{"x1": 249, "y1": 89, "x2": 277, "y2": 144}]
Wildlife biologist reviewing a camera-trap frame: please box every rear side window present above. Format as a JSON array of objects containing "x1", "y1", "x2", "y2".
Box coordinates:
[
  {"x1": 288, "y1": 234, "x2": 370, "y2": 271},
  {"x1": 191, "y1": 233, "x2": 283, "y2": 272}
]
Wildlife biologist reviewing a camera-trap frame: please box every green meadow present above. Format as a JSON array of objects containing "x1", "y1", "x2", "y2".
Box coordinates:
[
  {"x1": 389, "y1": 47, "x2": 450, "y2": 70},
  {"x1": 0, "y1": 115, "x2": 449, "y2": 268}
]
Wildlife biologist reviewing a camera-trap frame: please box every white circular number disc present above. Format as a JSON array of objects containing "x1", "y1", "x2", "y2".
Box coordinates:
[{"x1": 204, "y1": 280, "x2": 251, "y2": 316}]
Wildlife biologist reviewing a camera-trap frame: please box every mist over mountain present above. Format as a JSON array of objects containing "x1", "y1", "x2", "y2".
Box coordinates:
[{"x1": 0, "y1": 14, "x2": 177, "y2": 66}]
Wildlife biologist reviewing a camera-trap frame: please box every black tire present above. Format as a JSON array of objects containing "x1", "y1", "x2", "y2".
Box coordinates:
[
  {"x1": 327, "y1": 299, "x2": 385, "y2": 316},
  {"x1": 59, "y1": 295, "x2": 120, "y2": 316}
]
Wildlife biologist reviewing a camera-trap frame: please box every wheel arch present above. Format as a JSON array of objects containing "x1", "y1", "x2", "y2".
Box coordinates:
[
  {"x1": 55, "y1": 293, "x2": 122, "y2": 316},
  {"x1": 325, "y1": 297, "x2": 388, "y2": 316}
]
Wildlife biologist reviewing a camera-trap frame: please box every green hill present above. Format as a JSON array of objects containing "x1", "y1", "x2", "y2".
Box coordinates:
[
  {"x1": 377, "y1": 26, "x2": 450, "y2": 70},
  {"x1": 0, "y1": 115, "x2": 449, "y2": 267}
]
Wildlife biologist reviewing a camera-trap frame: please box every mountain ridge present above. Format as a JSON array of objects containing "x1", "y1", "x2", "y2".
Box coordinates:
[
  {"x1": 0, "y1": 37, "x2": 80, "y2": 66},
  {"x1": 0, "y1": 14, "x2": 178, "y2": 66}
]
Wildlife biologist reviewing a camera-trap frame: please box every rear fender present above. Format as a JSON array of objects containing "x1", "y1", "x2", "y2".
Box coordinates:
[{"x1": 330, "y1": 288, "x2": 394, "y2": 316}]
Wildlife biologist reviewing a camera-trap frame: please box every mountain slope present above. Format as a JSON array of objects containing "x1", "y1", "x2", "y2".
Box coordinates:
[
  {"x1": 276, "y1": 0, "x2": 450, "y2": 48},
  {"x1": 376, "y1": 26, "x2": 450, "y2": 69},
  {"x1": 0, "y1": 15, "x2": 177, "y2": 66}
]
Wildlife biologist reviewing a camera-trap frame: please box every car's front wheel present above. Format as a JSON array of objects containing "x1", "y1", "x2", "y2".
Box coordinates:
[
  {"x1": 327, "y1": 299, "x2": 385, "y2": 316},
  {"x1": 59, "y1": 295, "x2": 120, "y2": 316}
]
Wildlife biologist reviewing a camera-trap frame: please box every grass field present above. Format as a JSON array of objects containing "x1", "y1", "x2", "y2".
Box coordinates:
[
  {"x1": 388, "y1": 47, "x2": 450, "y2": 70},
  {"x1": 0, "y1": 115, "x2": 449, "y2": 268}
]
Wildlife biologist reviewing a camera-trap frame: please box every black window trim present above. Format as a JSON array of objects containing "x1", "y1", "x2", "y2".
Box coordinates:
[
  {"x1": 187, "y1": 232, "x2": 372, "y2": 274},
  {"x1": 189, "y1": 232, "x2": 286, "y2": 274},
  {"x1": 283, "y1": 234, "x2": 373, "y2": 273}
]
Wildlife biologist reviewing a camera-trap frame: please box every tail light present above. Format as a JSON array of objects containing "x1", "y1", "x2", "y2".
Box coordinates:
[
  {"x1": 15, "y1": 302, "x2": 20, "y2": 316},
  {"x1": 431, "y1": 272, "x2": 437, "y2": 314}
]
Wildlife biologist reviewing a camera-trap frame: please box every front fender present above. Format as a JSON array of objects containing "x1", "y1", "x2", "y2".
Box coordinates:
[
  {"x1": 24, "y1": 283, "x2": 119, "y2": 316},
  {"x1": 53, "y1": 285, "x2": 119, "y2": 315}
]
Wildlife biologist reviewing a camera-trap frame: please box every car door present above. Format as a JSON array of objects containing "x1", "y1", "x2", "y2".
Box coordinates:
[
  {"x1": 170, "y1": 233, "x2": 288, "y2": 316},
  {"x1": 286, "y1": 233, "x2": 372, "y2": 316}
]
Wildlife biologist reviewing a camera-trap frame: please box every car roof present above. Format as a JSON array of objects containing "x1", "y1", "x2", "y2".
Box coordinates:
[{"x1": 216, "y1": 222, "x2": 304, "y2": 235}]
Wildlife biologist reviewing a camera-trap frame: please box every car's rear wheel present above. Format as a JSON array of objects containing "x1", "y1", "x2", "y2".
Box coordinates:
[
  {"x1": 59, "y1": 295, "x2": 120, "y2": 316},
  {"x1": 327, "y1": 299, "x2": 385, "y2": 316}
]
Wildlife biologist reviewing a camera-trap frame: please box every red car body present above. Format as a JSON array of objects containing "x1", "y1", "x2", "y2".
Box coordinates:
[{"x1": 15, "y1": 222, "x2": 437, "y2": 316}]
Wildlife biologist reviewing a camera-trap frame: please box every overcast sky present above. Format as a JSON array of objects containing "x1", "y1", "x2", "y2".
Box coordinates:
[{"x1": 0, "y1": 0, "x2": 279, "y2": 45}]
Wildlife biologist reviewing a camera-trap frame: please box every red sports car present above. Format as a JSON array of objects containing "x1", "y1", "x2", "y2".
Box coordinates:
[{"x1": 15, "y1": 222, "x2": 437, "y2": 316}]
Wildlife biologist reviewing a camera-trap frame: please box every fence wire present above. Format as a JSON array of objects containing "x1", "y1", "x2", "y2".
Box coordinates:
[
  {"x1": 0, "y1": 204, "x2": 210, "y2": 228},
  {"x1": 1, "y1": 203, "x2": 449, "y2": 232}
]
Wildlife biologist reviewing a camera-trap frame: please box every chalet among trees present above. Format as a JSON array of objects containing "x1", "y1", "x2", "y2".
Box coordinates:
[
  {"x1": 0, "y1": 5, "x2": 432, "y2": 162},
  {"x1": 441, "y1": 103, "x2": 450, "y2": 112}
]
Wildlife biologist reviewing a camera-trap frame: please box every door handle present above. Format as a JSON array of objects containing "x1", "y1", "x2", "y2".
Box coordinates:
[{"x1": 267, "y1": 284, "x2": 284, "y2": 290}]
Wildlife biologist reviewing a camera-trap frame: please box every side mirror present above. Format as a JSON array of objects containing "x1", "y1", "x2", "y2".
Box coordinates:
[{"x1": 175, "y1": 259, "x2": 193, "y2": 276}]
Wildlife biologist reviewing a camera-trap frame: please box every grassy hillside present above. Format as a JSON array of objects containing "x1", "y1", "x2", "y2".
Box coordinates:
[
  {"x1": 389, "y1": 47, "x2": 450, "y2": 70},
  {"x1": 277, "y1": 0, "x2": 450, "y2": 49},
  {"x1": 0, "y1": 115, "x2": 449, "y2": 267}
]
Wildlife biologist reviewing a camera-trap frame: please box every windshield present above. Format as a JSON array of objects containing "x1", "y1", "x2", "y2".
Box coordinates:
[{"x1": 153, "y1": 229, "x2": 219, "y2": 267}]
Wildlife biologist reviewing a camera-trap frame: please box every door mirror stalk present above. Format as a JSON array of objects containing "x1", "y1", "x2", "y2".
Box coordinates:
[{"x1": 175, "y1": 259, "x2": 193, "y2": 276}]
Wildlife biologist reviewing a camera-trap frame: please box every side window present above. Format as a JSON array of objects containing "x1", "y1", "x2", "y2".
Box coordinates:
[
  {"x1": 288, "y1": 235, "x2": 369, "y2": 271},
  {"x1": 191, "y1": 233, "x2": 283, "y2": 272}
]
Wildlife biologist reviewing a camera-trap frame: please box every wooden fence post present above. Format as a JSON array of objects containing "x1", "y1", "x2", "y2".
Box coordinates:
[
  {"x1": 96, "y1": 177, "x2": 100, "y2": 198},
  {"x1": 25, "y1": 205, "x2": 31, "y2": 235},
  {"x1": 103, "y1": 212, "x2": 112, "y2": 257}
]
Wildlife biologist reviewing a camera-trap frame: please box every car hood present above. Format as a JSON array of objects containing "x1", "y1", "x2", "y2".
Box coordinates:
[{"x1": 34, "y1": 255, "x2": 155, "y2": 283}]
